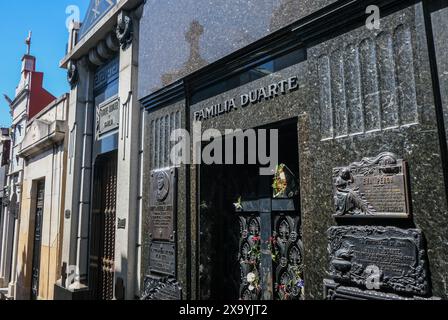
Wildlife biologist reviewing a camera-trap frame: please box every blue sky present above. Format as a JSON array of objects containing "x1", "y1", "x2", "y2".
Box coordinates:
[{"x1": 0, "y1": 1, "x2": 88, "y2": 127}]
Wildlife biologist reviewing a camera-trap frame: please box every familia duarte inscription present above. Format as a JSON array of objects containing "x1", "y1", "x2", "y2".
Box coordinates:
[
  {"x1": 333, "y1": 152, "x2": 410, "y2": 218},
  {"x1": 194, "y1": 75, "x2": 300, "y2": 122},
  {"x1": 327, "y1": 226, "x2": 429, "y2": 296}
]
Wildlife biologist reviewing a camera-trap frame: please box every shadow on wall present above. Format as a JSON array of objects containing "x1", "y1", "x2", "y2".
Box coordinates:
[
  {"x1": 114, "y1": 255, "x2": 128, "y2": 300},
  {"x1": 16, "y1": 249, "x2": 27, "y2": 300},
  {"x1": 158, "y1": 0, "x2": 305, "y2": 90},
  {"x1": 160, "y1": 20, "x2": 208, "y2": 88}
]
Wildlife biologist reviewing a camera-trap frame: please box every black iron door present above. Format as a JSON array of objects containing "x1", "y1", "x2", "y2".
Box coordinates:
[
  {"x1": 90, "y1": 152, "x2": 118, "y2": 300},
  {"x1": 236, "y1": 177, "x2": 304, "y2": 300},
  {"x1": 31, "y1": 180, "x2": 45, "y2": 300},
  {"x1": 199, "y1": 121, "x2": 304, "y2": 300}
]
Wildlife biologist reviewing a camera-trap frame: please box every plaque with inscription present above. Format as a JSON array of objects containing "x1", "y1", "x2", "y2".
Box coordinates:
[
  {"x1": 141, "y1": 276, "x2": 182, "y2": 301},
  {"x1": 333, "y1": 152, "x2": 410, "y2": 218},
  {"x1": 327, "y1": 226, "x2": 429, "y2": 296},
  {"x1": 149, "y1": 168, "x2": 177, "y2": 241},
  {"x1": 150, "y1": 242, "x2": 176, "y2": 276},
  {"x1": 324, "y1": 279, "x2": 438, "y2": 300},
  {"x1": 96, "y1": 97, "x2": 120, "y2": 139}
]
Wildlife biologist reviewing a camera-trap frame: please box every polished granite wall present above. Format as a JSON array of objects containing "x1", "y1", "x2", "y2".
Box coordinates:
[
  {"x1": 138, "y1": 0, "x2": 336, "y2": 99},
  {"x1": 432, "y1": 4, "x2": 448, "y2": 143},
  {"x1": 305, "y1": 3, "x2": 448, "y2": 298},
  {"x1": 142, "y1": 2, "x2": 448, "y2": 300},
  {"x1": 142, "y1": 101, "x2": 189, "y2": 298},
  {"x1": 186, "y1": 3, "x2": 448, "y2": 299}
]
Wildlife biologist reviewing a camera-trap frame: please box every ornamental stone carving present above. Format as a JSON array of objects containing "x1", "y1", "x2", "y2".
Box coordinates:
[
  {"x1": 116, "y1": 11, "x2": 133, "y2": 49},
  {"x1": 67, "y1": 60, "x2": 78, "y2": 88}
]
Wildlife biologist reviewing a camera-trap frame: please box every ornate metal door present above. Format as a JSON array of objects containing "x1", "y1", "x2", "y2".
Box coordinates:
[
  {"x1": 90, "y1": 152, "x2": 117, "y2": 300},
  {"x1": 199, "y1": 123, "x2": 303, "y2": 300},
  {"x1": 200, "y1": 163, "x2": 304, "y2": 300},
  {"x1": 31, "y1": 180, "x2": 45, "y2": 300},
  {"x1": 237, "y1": 200, "x2": 304, "y2": 300},
  {"x1": 237, "y1": 165, "x2": 304, "y2": 300}
]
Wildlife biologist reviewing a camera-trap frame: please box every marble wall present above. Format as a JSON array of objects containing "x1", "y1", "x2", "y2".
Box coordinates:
[
  {"x1": 305, "y1": 3, "x2": 448, "y2": 298},
  {"x1": 142, "y1": 101, "x2": 189, "y2": 297}
]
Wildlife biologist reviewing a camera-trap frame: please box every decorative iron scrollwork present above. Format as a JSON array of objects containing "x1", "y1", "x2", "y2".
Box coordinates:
[
  {"x1": 234, "y1": 164, "x2": 304, "y2": 300},
  {"x1": 238, "y1": 215, "x2": 262, "y2": 300},
  {"x1": 116, "y1": 11, "x2": 133, "y2": 49},
  {"x1": 272, "y1": 215, "x2": 304, "y2": 300}
]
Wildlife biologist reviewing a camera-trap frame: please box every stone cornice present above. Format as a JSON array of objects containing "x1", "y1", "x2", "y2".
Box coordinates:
[{"x1": 60, "y1": 0, "x2": 143, "y2": 69}]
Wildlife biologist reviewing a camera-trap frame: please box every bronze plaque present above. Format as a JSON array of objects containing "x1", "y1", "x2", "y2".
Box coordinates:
[
  {"x1": 142, "y1": 276, "x2": 182, "y2": 300},
  {"x1": 333, "y1": 152, "x2": 410, "y2": 218},
  {"x1": 149, "y1": 242, "x2": 176, "y2": 276},
  {"x1": 149, "y1": 168, "x2": 177, "y2": 240},
  {"x1": 327, "y1": 226, "x2": 429, "y2": 296}
]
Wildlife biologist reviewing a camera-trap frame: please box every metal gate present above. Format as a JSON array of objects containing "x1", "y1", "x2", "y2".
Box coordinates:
[
  {"x1": 199, "y1": 123, "x2": 303, "y2": 300},
  {"x1": 31, "y1": 180, "x2": 45, "y2": 300},
  {"x1": 90, "y1": 152, "x2": 117, "y2": 300},
  {"x1": 200, "y1": 166, "x2": 304, "y2": 300},
  {"x1": 236, "y1": 171, "x2": 304, "y2": 301}
]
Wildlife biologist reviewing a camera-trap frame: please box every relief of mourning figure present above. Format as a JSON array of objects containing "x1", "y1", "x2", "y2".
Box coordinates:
[
  {"x1": 334, "y1": 167, "x2": 372, "y2": 216},
  {"x1": 333, "y1": 152, "x2": 402, "y2": 216}
]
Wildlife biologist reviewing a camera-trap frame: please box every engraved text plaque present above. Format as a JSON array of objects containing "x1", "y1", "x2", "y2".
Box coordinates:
[
  {"x1": 150, "y1": 242, "x2": 176, "y2": 276},
  {"x1": 333, "y1": 152, "x2": 410, "y2": 218}
]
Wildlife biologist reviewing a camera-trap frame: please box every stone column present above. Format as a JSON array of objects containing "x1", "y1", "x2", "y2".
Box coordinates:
[
  {"x1": 114, "y1": 8, "x2": 142, "y2": 300},
  {"x1": 0, "y1": 204, "x2": 7, "y2": 287},
  {"x1": 0, "y1": 203, "x2": 14, "y2": 288},
  {"x1": 8, "y1": 174, "x2": 22, "y2": 299},
  {"x1": 59, "y1": 57, "x2": 93, "y2": 292},
  {"x1": 0, "y1": 205, "x2": 5, "y2": 286}
]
